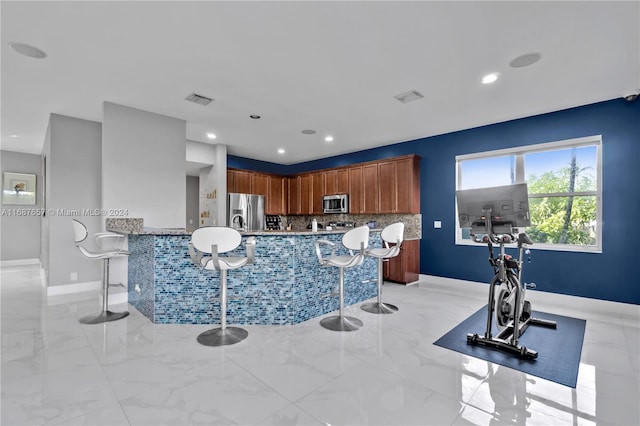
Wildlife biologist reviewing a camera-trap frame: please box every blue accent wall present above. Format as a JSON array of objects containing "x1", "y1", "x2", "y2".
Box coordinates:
[
  {"x1": 231, "y1": 99, "x2": 640, "y2": 304},
  {"x1": 228, "y1": 154, "x2": 290, "y2": 175}
]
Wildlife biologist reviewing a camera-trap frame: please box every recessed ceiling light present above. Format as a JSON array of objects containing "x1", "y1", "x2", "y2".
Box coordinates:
[
  {"x1": 9, "y1": 134, "x2": 18, "y2": 138},
  {"x1": 301, "y1": 129, "x2": 316, "y2": 135},
  {"x1": 206, "y1": 133, "x2": 216, "y2": 139},
  {"x1": 482, "y1": 73, "x2": 499, "y2": 84},
  {"x1": 324, "y1": 136, "x2": 334, "y2": 142},
  {"x1": 8, "y1": 42, "x2": 47, "y2": 59},
  {"x1": 250, "y1": 115, "x2": 261, "y2": 119},
  {"x1": 510, "y1": 52, "x2": 542, "y2": 68},
  {"x1": 277, "y1": 148, "x2": 285, "y2": 154}
]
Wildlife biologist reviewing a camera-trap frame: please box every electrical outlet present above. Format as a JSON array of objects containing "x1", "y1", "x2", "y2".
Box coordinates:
[
  {"x1": 434, "y1": 221, "x2": 442, "y2": 229},
  {"x1": 70, "y1": 272, "x2": 78, "y2": 281},
  {"x1": 134, "y1": 284, "x2": 141, "y2": 294}
]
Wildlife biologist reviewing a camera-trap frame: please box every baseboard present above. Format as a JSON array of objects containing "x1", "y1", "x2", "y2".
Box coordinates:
[
  {"x1": 420, "y1": 274, "x2": 639, "y2": 317},
  {"x1": 1, "y1": 258, "x2": 40, "y2": 267},
  {"x1": 46, "y1": 280, "x2": 128, "y2": 306},
  {"x1": 419, "y1": 274, "x2": 487, "y2": 296},
  {"x1": 47, "y1": 281, "x2": 102, "y2": 296}
]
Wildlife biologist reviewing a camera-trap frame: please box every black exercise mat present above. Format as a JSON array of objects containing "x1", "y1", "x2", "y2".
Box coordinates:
[{"x1": 433, "y1": 305, "x2": 586, "y2": 388}]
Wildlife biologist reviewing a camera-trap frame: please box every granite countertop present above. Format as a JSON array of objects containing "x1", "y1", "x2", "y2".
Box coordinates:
[
  {"x1": 106, "y1": 227, "x2": 425, "y2": 240},
  {"x1": 106, "y1": 217, "x2": 421, "y2": 239},
  {"x1": 107, "y1": 227, "x2": 379, "y2": 236}
]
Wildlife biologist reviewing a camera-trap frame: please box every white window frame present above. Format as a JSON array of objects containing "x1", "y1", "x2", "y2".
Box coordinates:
[{"x1": 455, "y1": 135, "x2": 602, "y2": 253}]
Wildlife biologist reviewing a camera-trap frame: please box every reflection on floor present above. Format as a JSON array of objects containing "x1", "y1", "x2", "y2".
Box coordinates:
[{"x1": 1, "y1": 264, "x2": 638, "y2": 425}]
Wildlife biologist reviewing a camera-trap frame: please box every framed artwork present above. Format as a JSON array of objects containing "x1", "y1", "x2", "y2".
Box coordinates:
[{"x1": 2, "y1": 172, "x2": 36, "y2": 205}]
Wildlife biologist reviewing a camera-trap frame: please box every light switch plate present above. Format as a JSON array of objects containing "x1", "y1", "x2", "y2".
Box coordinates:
[{"x1": 434, "y1": 220, "x2": 442, "y2": 229}]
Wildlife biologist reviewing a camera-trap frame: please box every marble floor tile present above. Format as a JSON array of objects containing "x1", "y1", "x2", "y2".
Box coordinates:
[{"x1": 2, "y1": 265, "x2": 639, "y2": 426}]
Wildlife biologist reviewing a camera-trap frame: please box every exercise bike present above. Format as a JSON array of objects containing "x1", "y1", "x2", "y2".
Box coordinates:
[{"x1": 466, "y1": 209, "x2": 556, "y2": 360}]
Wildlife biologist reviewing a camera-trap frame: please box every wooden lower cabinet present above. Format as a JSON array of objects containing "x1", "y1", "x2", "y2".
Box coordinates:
[{"x1": 383, "y1": 239, "x2": 420, "y2": 284}]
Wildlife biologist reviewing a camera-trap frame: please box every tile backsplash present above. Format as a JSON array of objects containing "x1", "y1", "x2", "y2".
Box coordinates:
[{"x1": 284, "y1": 213, "x2": 421, "y2": 240}]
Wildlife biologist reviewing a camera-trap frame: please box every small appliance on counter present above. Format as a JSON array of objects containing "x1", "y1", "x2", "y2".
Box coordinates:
[
  {"x1": 327, "y1": 221, "x2": 355, "y2": 229},
  {"x1": 265, "y1": 215, "x2": 282, "y2": 230},
  {"x1": 306, "y1": 220, "x2": 324, "y2": 230}
]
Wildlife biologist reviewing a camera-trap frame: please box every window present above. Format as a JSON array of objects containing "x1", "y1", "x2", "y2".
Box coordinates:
[{"x1": 456, "y1": 135, "x2": 602, "y2": 252}]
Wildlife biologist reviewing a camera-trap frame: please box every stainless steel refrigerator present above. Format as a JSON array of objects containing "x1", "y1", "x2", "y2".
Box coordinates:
[{"x1": 227, "y1": 193, "x2": 265, "y2": 231}]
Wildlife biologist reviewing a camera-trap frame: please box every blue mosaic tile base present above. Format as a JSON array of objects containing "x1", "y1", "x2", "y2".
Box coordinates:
[{"x1": 127, "y1": 232, "x2": 380, "y2": 325}]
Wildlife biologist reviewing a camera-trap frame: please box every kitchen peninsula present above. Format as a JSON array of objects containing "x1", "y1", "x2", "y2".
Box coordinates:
[{"x1": 108, "y1": 221, "x2": 381, "y2": 325}]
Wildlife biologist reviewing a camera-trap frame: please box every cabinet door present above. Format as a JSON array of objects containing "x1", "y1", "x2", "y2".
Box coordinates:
[
  {"x1": 384, "y1": 239, "x2": 420, "y2": 284},
  {"x1": 324, "y1": 170, "x2": 337, "y2": 195},
  {"x1": 234, "y1": 170, "x2": 252, "y2": 194},
  {"x1": 288, "y1": 176, "x2": 301, "y2": 215},
  {"x1": 227, "y1": 170, "x2": 236, "y2": 193},
  {"x1": 396, "y1": 157, "x2": 420, "y2": 213},
  {"x1": 337, "y1": 169, "x2": 349, "y2": 194},
  {"x1": 377, "y1": 161, "x2": 397, "y2": 213},
  {"x1": 252, "y1": 174, "x2": 269, "y2": 197},
  {"x1": 348, "y1": 167, "x2": 364, "y2": 214},
  {"x1": 299, "y1": 175, "x2": 312, "y2": 214},
  {"x1": 362, "y1": 163, "x2": 379, "y2": 213},
  {"x1": 311, "y1": 172, "x2": 325, "y2": 214},
  {"x1": 268, "y1": 176, "x2": 286, "y2": 215}
]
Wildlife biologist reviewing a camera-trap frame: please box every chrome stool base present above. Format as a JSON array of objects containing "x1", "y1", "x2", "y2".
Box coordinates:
[
  {"x1": 197, "y1": 327, "x2": 248, "y2": 346},
  {"x1": 80, "y1": 310, "x2": 129, "y2": 325},
  {"x1": 360, "y1": 301, "x2": 399, "y2": 314},
  {"x1": 320, "y1": 315, "x2": 363, "y2": 331}
]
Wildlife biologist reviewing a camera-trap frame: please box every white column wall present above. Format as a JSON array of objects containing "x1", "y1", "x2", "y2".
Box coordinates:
[{"x1": 102, "y1": 102, "x2": 186, "y2": 229}]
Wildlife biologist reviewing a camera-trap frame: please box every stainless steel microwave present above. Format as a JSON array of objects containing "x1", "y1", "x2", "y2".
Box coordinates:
[{"x1": 323, "y1": 194, "x2": 349, "y2": 214}]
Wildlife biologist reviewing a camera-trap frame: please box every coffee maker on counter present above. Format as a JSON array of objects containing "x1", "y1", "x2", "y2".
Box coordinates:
[{"x1": 265, "y1": 215, "x2": 282, "y2": 230}]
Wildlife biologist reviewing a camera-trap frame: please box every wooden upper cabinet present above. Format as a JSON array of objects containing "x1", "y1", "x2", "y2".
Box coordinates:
[
  {"x1": 348, "y1": 166, "x2": 364, "y2": 214},
  {"x1": 288, "y1": 176, "x2": 301, "y2": 215},
  {"x1": 311, "y1": 172, "x2": 325, "y2": 214},
  {"x1": 378, "y1": 160, "x2": 397, "y2": 214},
  {"x1": 324, "y1": 170, "x2": 338, "y2": 195},
  {"x1": 395, "y1": 156, "x2": 420, "y2": 213},
  {"x1": 234, "y1": 170, "x2": 252, "y2": 194},
  {"x1": 267, "y1": 175, "x2": 286, "y2": 215},
  {"x1": 227, "y1": 170, "x2": 235, "y2": 193},
  {"x1": 362, "y1": 163, "x2": 379, "y2": 213},
  {"x1": 337, "y1": 169, "x2": 349, "y2": 194},
  {"x1": 234, "y1": 154, "x2": 420, "y2": 216},
  {"x1": 251, "y1": 174, "x2": 269, "y2": 197},
  {"x1": 375, "y1": 156, "x2": 420, "y2": 214},
  {"x1": 299, "y1": 174, "x2": 312, "y2": 214}
]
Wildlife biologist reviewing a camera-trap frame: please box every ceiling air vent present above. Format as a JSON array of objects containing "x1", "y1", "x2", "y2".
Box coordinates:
[
  {"x1": 394, "y1": 90, "x2": 424, "y2": 104},
  {"x1": 184, "y1": 92, "x2": 213, "y2": 106}
]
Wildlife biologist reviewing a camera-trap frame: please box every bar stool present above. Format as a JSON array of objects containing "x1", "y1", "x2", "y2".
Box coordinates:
[
  {"x1": 72, "y1": 219, "x2": 130, "y2": 324},
  {"x1": 315, "y1": 225, "x2": 369, "y2": 331},
  {"x1": 189, "y1": 226, "x2": 256, "y2": 346},
  {"x1": 361, "y1": 222, "x2": 404, "y2": 314}
]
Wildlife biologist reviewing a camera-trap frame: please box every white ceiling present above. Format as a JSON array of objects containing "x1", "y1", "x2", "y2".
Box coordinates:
[{"x1": 2, "y1": 1, "x2": 639, "y2": 165}]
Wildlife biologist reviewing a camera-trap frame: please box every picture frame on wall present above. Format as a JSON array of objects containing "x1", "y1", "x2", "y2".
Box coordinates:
[{"x1": 2, "y1": 172, "x2": 37, "y2": 205}]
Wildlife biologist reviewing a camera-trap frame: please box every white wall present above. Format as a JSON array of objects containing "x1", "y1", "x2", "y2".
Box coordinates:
[
  {"x1": 187, "y1": 141, "x2": 227, "y2": 227},
  {"x1": 0, "y1": 150, "x2": 42, "y2": 262},
  {"x1": 45, "y1": 114, "x2": 103, "y2": 287},
  {"x1": 102, "y1": 102, "x2": 186, "y2": 228}
]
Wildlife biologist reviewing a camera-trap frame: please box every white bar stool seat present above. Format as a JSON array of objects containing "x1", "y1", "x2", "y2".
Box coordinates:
[
  {"x1": 72, "y1": 219, "x2": 130, "y2": 324},
  {"x1": 315, "y1": 225, "x2": 369, "y2": 331},
  {"x1": 361, "y1": 222, "x2": 404, "y2": 314},
  {"x1": 189, "y1": 226, "x2": 256, "y2": 346}
]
